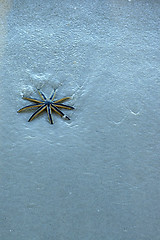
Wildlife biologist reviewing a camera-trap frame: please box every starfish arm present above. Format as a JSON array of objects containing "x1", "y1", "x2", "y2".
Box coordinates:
[
  {"x1": 17, "y1": 104, "x2": 43, "y2": 113},
  {"x1": 54, "y1": 97, "x2": 71, "y2": 103},
  {"x1": 23, "y1": 97, "x2": 43, "y2": 104},
  {"x1": 53, "y1": 103, "x2": 74, "y2": 110},
  {"x1": 38, "y1": 90, "x2": 47, "y2": 101},
  {"x1": 51, "y1": 105, "x2": 70, "y2": 120},
  {"x1": 49, "y1": 89, "x2": 56, "y2": 101},
  {"x1": 47, "y1": 105, "x2": 54, "y2": 124},
  {"x1": 28, "y1": 105, "x2": 47, "y2": 122}
]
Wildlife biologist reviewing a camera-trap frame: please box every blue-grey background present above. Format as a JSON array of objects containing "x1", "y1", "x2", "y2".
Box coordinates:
[{"x1": 0, "y1": 0, "x2": 160, "y2": 239}]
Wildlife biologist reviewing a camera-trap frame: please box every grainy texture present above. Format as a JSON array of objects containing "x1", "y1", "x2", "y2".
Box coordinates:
[{"x1": 0, "y1": 0, "x2": 160, "y2": 239}]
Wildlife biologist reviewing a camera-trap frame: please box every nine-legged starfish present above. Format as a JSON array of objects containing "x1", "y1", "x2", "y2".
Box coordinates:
[{"x1": 17, "y1": 89, "x2": 74, "y2": 124}]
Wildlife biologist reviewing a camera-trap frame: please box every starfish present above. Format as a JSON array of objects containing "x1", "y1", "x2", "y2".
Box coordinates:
[{"x1": 17, "y1": 89, "x2": 74, "y2": 124}]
